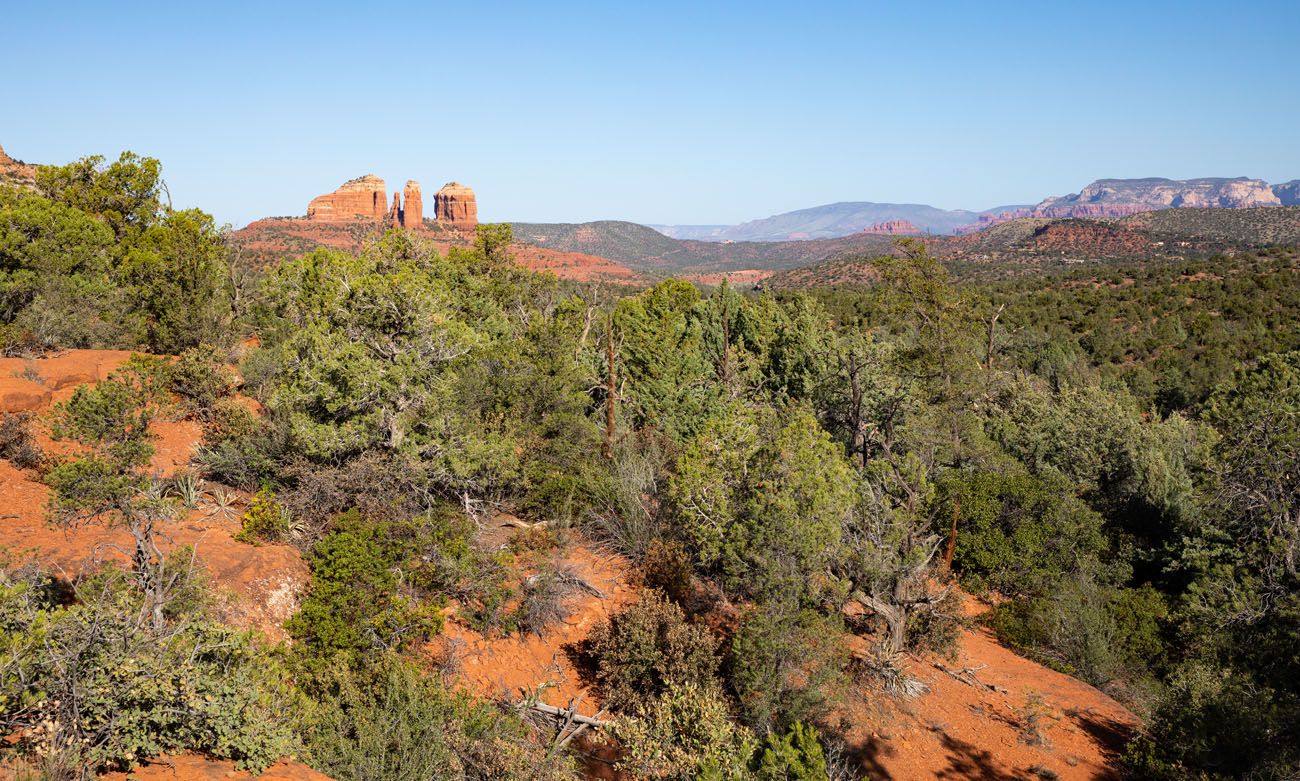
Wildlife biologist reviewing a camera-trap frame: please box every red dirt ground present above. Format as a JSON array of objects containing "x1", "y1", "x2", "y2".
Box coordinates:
[
  {"x1": 835, "y1": 595, "x2": 1139, "y2": 780},
  {"x1": 99, "y1": 754, "x2": 330, "y2": 781},
  {"x1": 435, "y1": 540, "x2": 638, "y2": 710},
  {"x1": 0, "y1": 350, "x2": 307, "y2": 640}
]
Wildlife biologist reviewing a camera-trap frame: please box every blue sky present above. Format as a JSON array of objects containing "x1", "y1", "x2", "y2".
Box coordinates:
[{"x1": 4, "y1": 0, "x2": 1298, "y2": 227}]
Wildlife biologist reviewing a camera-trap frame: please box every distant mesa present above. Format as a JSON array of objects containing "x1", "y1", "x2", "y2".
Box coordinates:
[
  {"x1": 861, "y1": 219, "x2": 921, "y2": 236},
  {"x1": 1035, "y1": 177, "x2": 1281, "y2": 217},
  {"x1": 1275, "y1": 180, "x2": 1300, "y2": 206},
  {"x1": 307, "y1": 174, "x2": 474, "y2": 230}
]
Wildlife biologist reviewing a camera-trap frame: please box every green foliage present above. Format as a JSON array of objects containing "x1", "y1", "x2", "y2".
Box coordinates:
[
  {"x1": 990, "y1": 578, "x2": 1168, "y2": 687},
  {"x1": 244, "y1": 236, "x2": 600, "y2": 515},
  {"x1": 234, "y1": 487, "x2": 292, "y2": 544},
  {"x1": 0, "y1": 561, "x2": 293, "y2": 776},
  {"x1": 613, "y1": 681, "x2": 757, "y2": 781},
  {"x1": 615, "y1": 279, "x2": 718, "y2": 440},
  {"x1": 938, "y1": 468, "x2": 1106, "y2": 597},
  {"x1": 296, "y1": 654, "x2": 572, "y2": 781},
  {"x1": 2, "y1": 152, "x2": 233, "y2": 353},
  {"x1": 751, "y1": 722, "x2": 830, "y2": 781},
  {"x1": 0, "y1": 186, "x2": 118, "y2": 352},
  {"x1": 36, "y1": 152, "x2": 164, "y2": 241},
  {"x1": 119, "y1": 208, "x2": 234, "y2": 352},
  {"x1": 671, "y1": 404, "x2": 855, "y2": 600},
  {"x1": 727, "y1": 606, "x2": 848, "y2": 731},
  {"x1": 589, "y1": 591, "x2": 719, "y2": 713},
  {"x1": 169, "y1": 345, "x2": 237, "y2": 418},
  {"x1": 287, "y1": 510, "x2": 446, "y2": 664}
]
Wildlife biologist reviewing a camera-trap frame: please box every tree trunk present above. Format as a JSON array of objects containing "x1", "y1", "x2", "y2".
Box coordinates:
[
  {"x1": 942, "y1": 498, "x2": 960, "y2": 571},
  {"x1": 603, "y1": 316, "x2": 616, "y2": 461}
]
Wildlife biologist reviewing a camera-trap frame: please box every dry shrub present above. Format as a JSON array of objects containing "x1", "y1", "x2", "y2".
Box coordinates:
[
  {"x1": 0, "y1": 411, "x2": 43, "y2": 470},
  {"x1": 517, "y1": 562, "x2": 578, "y2": 637},
  {"x1": 642, "y1": 538, "x2": 695, "y2": 606},
  {"x1": 589, "y1": 590, "x2": 719, "y2": 713}
]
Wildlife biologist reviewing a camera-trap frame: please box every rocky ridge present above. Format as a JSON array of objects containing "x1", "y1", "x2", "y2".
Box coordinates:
[
  {"x1": 0, "y1": 143, "x2": 37, "y2": 188},
  {"x1": 861, "y1": 219, "x2": 921, "y2": 235}
]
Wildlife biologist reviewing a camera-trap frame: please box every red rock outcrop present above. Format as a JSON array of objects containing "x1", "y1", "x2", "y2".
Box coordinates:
[
  {"x1": 1032, "y1": 177, "x2": 1281, "y2": 220},
  {"x1": 403, "y1": 180, "x2": 423, "y2": 226},
  {"x1": 861, "y1": 219, "x2": 921, "y2": 235},
  {"x1": 387, "y1": 192, "x2": 402, "y2": 228},
  {"x1": 435, "y1": 182, "x2": 478, "y2": 230},
  {"x1": 0, "y1": 143, "x2": 37, "y2": 187},
  {"x1": 307, "y1": 174, "x2": 387, "y2": 221}
]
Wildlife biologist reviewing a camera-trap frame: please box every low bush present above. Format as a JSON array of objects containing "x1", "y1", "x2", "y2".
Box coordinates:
[
  {"x1": 287, "y1": 510, "x2": 446, "y2": 665},
  {"x1": 201, "y1": 396, "x2": 257, "y2": 445},
  {"x1": 751, "y1": 722, "x2": 829, "y2": 780},
  {"x1": 296, "y1": 654, "x2": 572, "y2": 781},
  {"x1": 169, "y1": 346, "x2": 236, "y2": 419},
  {"x1": 726, "y1": 605, "x2": 849, "y2": 731},
  {"x1": 234, "y1": 487, "x2": 292, "y2": 544},
  {"x1": 613, "y1": 681, "x2": 756, "y2": 781},
  {"x1": 0, "y1": 412, "x2": 42, "y2": 469},
  {"x1": 589, "y1": 590, "x2": 719, "y2": 713},
  {"x1": 0, "y1": 560, "x2": 293, "y2": 777}
]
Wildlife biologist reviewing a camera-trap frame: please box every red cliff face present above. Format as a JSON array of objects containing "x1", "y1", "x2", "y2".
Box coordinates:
[
  {"x1": 861, "y1": 219, "x2": 921, "y2": 235},
  {"x1": 307, "y1": 174, "x2": 387, "y2": 221},
  {"x1": 435, "y1": 182, "x2": 478, "y2": 230},
  {"x1": 403, "y1": 180, "x2": 423, "y2": 226}
]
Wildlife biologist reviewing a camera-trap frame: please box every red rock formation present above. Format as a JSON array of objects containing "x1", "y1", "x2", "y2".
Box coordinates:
[
  {"x1": 403, "y1": 180, "x2": 423, "y2": 226},
  {"x1": 1035, "y1": 203, "x2": 1155, "y2": 219},
  {"x1": 861, "y1": 219, "x2": 921, "y2": 235},
  {"x1": 1031, "y1": 177, "x2": 1281, "y2": 220},
  {"x1": 307, "y1": 174, "x2": 387, "y2": 221},
  {"x1": 435, "y1": 182, "x2": 478, "y2": 230},
  {"x1": 0, "y1": 143, "x2": 37, "y2": 187},
  {"x1": 387, "y1": 192, "x2": 402, "y2": 228}
]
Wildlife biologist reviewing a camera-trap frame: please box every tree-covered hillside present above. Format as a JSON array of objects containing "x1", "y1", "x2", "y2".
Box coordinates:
[{"x1": 2, "y1": 155, "x2": 1298, "y2": 780}]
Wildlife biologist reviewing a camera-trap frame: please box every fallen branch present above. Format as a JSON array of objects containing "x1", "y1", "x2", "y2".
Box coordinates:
[
  {"x1": 529, "y1": 700, "x2": 616, "y2": 729},
  {"x1": 933, "y1": 661, "x2": 1008, "y2": 694}
]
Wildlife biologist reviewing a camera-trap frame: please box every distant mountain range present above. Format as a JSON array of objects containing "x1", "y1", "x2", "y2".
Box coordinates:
[
  {"x1": 651, "y1": 177, "x2": 1300, "y2": 243},
  {"x1": 650, "y1": 203, "x2": 1028, "y2": 241}
]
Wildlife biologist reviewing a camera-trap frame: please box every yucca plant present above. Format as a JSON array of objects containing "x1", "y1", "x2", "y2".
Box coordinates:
[
  {"x1": 171, "y1": 472, "x2": 204, "y2": 510},
  {"x1": 205, "y1": 486, "x2": 239, "y2": 520}
]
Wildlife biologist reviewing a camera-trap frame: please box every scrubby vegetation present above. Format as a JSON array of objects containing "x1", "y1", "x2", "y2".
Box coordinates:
[{"x1": 2, "y1": 152, "x2": 1299, "y2": 778}]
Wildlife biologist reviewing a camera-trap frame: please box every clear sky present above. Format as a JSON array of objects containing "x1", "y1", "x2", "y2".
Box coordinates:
[{"x1": 4, "y1": 0, "x2": 1298, "y2": 227}]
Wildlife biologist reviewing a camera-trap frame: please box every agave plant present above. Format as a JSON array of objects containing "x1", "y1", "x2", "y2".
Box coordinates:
[
  {"x1": 171, "y1": 472, "x2": 205, "y2": 510},
  {"x1": 205, "y1": 487, "x2": 240, "y2": 520}
]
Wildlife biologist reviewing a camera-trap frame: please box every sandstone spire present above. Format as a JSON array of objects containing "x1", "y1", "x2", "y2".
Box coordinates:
[
  {"x1": 403, "y1": 181, "x2": 423, "y2": 227},
  {"x1": 435, "y1": 182, "x2": 478, "y2": 230},
  {"x1": 388, "y1": 192, "x2": 402, "y2": 228}
]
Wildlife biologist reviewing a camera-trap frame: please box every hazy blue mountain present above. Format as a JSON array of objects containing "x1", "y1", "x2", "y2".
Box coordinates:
[{"x1": 652, "y1": 201, "x2": 1032, "y2": 242}]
